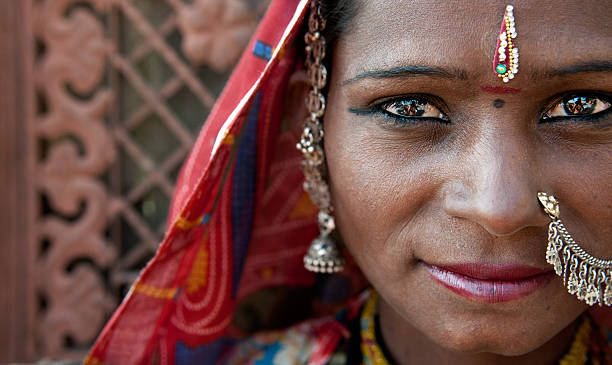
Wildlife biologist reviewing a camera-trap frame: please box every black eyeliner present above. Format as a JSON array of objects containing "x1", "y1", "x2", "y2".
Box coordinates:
[
  {"x1": 539, "y1": 92, "x2": 612, "y2": 125},
  {"x1": 348, "y1": 95, "x2": 451, "y2": 126},
  {"x1": 348, "y1": 105, "x2": 419, "y2": 125},
  {"x1": 541, "y1": 107, "x2": 612, "y2": 127},
  {"x1": 348, "y1": 105, "x2": 450, "y2": 127},
  {"x1": 348, "y1": 106, "x2": 376, "y2": 116}
]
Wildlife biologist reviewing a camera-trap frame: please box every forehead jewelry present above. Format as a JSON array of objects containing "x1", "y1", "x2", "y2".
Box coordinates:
[
  {"x1": 493, "y1": 5, "x2": 519, "y2": 83},
  {"x1": 296, "y1": 0, "x2": 344, "y2": 273},
  {"x1": 538, "y1": 192, "x2": 612, "y2": 306}
]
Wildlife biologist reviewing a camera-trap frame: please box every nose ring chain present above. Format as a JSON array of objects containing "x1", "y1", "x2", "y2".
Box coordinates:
[{"x1": 538, "y1": 192, "x2": 612, "y2": 306}]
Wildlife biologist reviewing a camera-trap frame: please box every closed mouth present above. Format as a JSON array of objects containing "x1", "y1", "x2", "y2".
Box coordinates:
[{"x1": 423, "y1": 262, "x2": 555, "y2": 303}]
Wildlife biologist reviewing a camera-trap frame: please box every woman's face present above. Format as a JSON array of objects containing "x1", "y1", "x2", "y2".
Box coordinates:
[{"x1": 323, "y1": 0, "x2": 612, "y2": 358}]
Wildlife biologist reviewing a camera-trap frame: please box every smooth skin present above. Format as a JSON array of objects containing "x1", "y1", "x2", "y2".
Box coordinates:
[{"x1": 289, "y1": 0, "x2": 612, "y2": 364}]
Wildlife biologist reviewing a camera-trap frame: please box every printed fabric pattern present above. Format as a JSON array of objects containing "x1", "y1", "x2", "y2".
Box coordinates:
[{"x1": 86, "y1": 1, "x2": 364, "y2": 364}]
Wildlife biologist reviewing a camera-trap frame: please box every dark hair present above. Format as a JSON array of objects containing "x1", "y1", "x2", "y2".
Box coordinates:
[{"x1": 319, "y1": 0, "x2": 360, "y2": 51}]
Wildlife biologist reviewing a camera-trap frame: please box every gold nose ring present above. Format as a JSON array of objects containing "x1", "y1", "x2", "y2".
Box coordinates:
[{"x1": 538, "y1": 192, "x2": 612, "y2": 306}]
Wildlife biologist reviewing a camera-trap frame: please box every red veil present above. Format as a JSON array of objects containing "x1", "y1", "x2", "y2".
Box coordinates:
[
  {"x1": 88, "y1": 1, "x2": 363, "y2": 363},
  {"x1": 87, "y1": 0, "x2": 611, "y2": 363}
]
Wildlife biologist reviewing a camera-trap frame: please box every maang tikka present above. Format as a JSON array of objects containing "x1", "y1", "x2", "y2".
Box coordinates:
[
  {"x1": 493, "y1": 5, "x2": 519, "y2": 83},
  {"x1": 297, "y1": 0, "x2": 345, "y2": 273},
  {"x1": 538, "y1": 192, "x2": 612, "y2": 306}
]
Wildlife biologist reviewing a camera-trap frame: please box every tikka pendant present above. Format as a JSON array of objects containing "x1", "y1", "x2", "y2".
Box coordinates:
[
  {"x1": 493, "y1": 5, "x2": 519, "y2": 83},
  {"x1": 538, "y1": 192, "x2": 612, "y2": 306}
]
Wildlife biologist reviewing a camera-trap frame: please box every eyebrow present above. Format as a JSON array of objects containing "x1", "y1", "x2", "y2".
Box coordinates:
[
  {"x1": 537, "y1": 61, "x2": 612, "y2": 79},
  {"x1": 342, "y1": 65, "x2": 468, "y2": 86},
  {"x1": 342, "y1": 61, "x2": 612, "y2": 86}
]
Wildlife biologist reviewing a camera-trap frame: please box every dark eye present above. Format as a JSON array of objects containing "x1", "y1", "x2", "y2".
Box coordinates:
[
  {"x1": 381, "y1": 99, "x2": 449, "y2": 122},
  {"x1": 542, "y1": 94, "x2": 611, "y2": 120}
]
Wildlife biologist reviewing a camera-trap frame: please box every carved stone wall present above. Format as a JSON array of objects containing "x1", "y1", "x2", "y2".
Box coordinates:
[{"x1": 2, "y1": 0, "x2": 268, "y2": 362}]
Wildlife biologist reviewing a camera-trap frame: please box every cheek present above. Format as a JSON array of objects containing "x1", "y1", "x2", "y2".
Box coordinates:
[
  {"x1": 552, "y1": 146, "x2": 612, "y2": 257},
  {"x1": 323, "y1": 115, "x2": 446, "y2": 279}
]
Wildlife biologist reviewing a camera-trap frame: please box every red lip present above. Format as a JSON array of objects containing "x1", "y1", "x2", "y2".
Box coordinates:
[{"x1": 424, "y1": 263, "x2": 554, "y2": 303}]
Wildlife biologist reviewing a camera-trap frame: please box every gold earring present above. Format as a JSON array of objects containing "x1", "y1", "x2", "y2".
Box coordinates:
[
  {"x1": 538, "y1": 192, "x2": 612, "y2": 306},
  {"x1": 297, "y1": 0, "x2": 344, "y2": 273}
]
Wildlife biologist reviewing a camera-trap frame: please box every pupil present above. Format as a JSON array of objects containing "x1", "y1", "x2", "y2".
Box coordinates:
[
  {"x1": 563, "y1": 96, "x2": 596, "y2": 115},
  {"x1": 396, "y1": 100, "x2": 426, "y2": 116}
]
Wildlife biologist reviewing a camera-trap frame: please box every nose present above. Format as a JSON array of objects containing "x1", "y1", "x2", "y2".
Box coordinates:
[{"x1": 442, "y1": 130, "x2": 548, "y2": 237}]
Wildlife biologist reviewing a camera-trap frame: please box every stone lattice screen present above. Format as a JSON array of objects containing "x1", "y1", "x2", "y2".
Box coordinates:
[{"x1": 4, "y1": 0, "x2": 269, "y2": 362}]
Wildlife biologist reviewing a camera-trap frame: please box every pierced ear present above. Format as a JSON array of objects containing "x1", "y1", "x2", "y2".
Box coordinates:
[{"x1": 285, "y1": 69, "x2": 310, "y2": 142}]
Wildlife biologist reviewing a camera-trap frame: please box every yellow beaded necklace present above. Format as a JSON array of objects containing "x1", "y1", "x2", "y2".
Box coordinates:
[{"x1": 360, "y1": 291, "x2": 592, "y2": 365}]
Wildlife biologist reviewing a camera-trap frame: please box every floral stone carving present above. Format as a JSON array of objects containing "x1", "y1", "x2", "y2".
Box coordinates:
[{"x1": 176, "y1": 0, "x2": 258, "y2": 72}]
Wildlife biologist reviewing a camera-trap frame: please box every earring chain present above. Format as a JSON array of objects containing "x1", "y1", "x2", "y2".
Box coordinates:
[
  {"x1": 297, "y1": 1, "x2": 345, "y2": 273},
  {"x1": 297, "y1": 0, "x2": 330, "y2": 216}
]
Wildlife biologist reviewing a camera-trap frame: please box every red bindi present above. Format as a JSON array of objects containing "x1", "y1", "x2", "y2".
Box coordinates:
[{"x1": 480, "y1": 85, "x2": 522, "y2": 94}]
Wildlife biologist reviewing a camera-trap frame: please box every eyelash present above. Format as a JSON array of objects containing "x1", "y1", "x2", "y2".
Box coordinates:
[{"x1": 351, "y1": 92, "x2": 612, "y2": 126}]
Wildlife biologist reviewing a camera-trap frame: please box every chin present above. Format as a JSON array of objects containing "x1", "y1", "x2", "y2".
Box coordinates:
[
  {"x1": 430, "y1": 320, "x2": 551, "y2": 356},
  {"x1": 377, "y1": 271, "x2": 586, "y2": 360}
]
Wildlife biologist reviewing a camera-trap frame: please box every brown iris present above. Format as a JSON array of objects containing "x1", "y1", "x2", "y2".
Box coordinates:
[
  {"x1": 564, "y1": 96, "x2": 597, "y2": 115},
  {"x1": 385, "y1": 99, "x2": 428, "y2": 117}
]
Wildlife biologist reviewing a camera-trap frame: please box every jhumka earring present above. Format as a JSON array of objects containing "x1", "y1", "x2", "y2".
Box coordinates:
[
  {"x1": 538, "y1": 192, "x2": 612, "y2": 306},
  {"x1": 493, "y1": 5, "x2": 519, "y2": 83},
  {"x1": 296, "y1": 0, "x2": 344, "y2": 273}
]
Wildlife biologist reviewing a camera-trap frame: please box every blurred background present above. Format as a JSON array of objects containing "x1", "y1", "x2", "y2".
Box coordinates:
[{"x1": 1, "y1": 0, "x2": 269, "y2": 362}]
